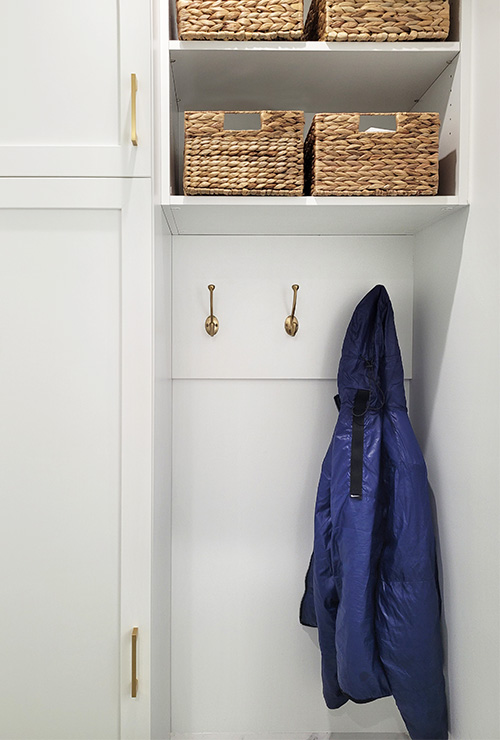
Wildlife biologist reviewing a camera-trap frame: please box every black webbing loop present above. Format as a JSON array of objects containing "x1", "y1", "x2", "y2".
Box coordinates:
[{"x1": 350, "y1": 389, "x2": 370, "y2": 499}]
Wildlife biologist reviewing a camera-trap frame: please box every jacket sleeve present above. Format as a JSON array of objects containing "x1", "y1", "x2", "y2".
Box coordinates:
[
  {"x1": 299, "y1": 437, "x2": 349, "y2": 710},
  {"x1": 377, "y1": 440, "x2": 448, "y2": 739},
  {"x1": 300, "y1": 434, "x2": 337, "y2": 625},
  {"x1": 377, "y1": 574, "x2": 448, "y2": 739}
]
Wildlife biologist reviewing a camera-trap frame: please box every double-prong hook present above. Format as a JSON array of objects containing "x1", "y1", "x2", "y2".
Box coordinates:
[
  {"x1": 285, "y1": 284, "x2": 299, "y2": 337},
  {"x1": 205, "y1": 284, "x2": 219, "y2": 337}
]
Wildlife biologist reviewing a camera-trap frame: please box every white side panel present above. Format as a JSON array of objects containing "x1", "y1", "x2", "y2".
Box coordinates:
[
  {"x1": 412, "y1": 0, "x2": 470, "y2": 200},
  {"x1": 172, "y1": 236, "x2": 413, "y2": 379},
  {"x1": 120, "y1": 179, "x2": 153, "y2": 740},
  {"x1": 171, "y1": 380, "x2": 407, "y2": 736},
  {"x1": 152, "y1": 6, "x2": 173, "y2": 739},
  {"x1": 412, "y1": 52, "x2": 469, "y2": 200},
  {"x1": 151, "y1": 207, "x2": 173, "y2": 739},
  {"x1": 411, "y1": 3, "x2": 500, "y2": 738}
]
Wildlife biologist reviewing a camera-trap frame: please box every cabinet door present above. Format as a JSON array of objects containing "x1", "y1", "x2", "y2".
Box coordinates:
[
  {"x1": 0, "y1": 179, "x2": 152, "y2": 740},
  {"x1": 0, "y1": 1, "x2": 150, "y2": 177}
]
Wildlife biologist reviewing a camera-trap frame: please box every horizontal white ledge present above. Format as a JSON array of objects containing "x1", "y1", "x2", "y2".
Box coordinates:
[
  {"x1": 169, "y1": 40, "x2": 459, "y2": 53},
  {"x1": 163, "y1": 196, "x2": 467, "y2": 236},
  {"x1": 167, "y1": 195, "x2": 462, "y2": 206}
]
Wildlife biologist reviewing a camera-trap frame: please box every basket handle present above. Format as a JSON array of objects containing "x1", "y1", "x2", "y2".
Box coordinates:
[
  {"x1": 223, "y1": 112, "x2": 262, "y2": 131},
  {"x1": 184, "y1": 111, "x2": 303, "y2": 137},
  {"x1": 358, "y1": 113, "x2": 399, "y2": 133},
  {"x1": 219, "y1": 111, "x2": 297, "y2": 134}
]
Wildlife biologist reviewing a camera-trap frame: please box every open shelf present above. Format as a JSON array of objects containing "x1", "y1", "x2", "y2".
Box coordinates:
[
  {"x1": 163, "y1": 195, "x2": 467, "y2": 235},
  {"x1": 162, "y1": 4, "x2": 467, "y2": 226},
  {"x1": 169, "y1": 41, "x2": 460, "y2": 112},
  {"x1": 164, "y1": 39, "x2": 466, "y2": 205}
]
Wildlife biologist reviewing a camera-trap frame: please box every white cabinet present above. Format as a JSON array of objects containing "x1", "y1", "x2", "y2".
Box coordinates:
[
  {"x1": 0, "y1": 0, "x2": 151, "y2": 177},
  {"x1": 0, "y1": 178, "x2": 153, "y2": 740},
  {"x1": 4, "y1": 2, "x2": 500, "y2": 740}
]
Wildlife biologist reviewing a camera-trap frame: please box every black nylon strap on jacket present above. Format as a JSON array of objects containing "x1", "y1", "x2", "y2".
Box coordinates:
[{"x1": 350, "y1": 389, "x2": 370, "y2": 499}]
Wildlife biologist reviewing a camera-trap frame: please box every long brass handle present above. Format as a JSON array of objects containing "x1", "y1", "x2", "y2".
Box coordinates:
[
  {"x1": 131, "y1": 74, "x2": 138, "y2": 146},
  {"x1": 131, "y1": 627, "x2": 138, "y2": 698}
]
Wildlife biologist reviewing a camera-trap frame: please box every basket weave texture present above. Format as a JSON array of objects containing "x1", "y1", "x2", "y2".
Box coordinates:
[
  {"x1": 305, "y1": 112, "x2": 440, "y2": 196},
  {"x1": 176, "y1": 0, "x2": 303, "y2": 40},
  {"x1": 184, "y1": 111, "x2": 305, "y2": 196},
  {"x1": 304, "y1": 0, "x2": 450, "y2": 41}
]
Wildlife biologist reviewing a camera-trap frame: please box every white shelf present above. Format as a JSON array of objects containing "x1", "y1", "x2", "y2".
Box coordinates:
[
  {"x1": 163, "y1": 195, "x2": 467, "y2": 236},
  {"x1": 169, "y1": 41, "x2": 460, "y2": 111},
  {"x1": 163, "y1": 32, "x2": 467, "y2": 223}
]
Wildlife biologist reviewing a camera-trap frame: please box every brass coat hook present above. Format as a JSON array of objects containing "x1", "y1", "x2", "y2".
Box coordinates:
[
  {"x1": 205, "y1": 284, "x2": 219, "y2": 337},
  {"x1": 285, "y1": 284, "x2": 299, "y2": 337}
]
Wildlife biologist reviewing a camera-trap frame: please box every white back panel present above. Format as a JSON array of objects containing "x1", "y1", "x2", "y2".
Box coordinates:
[
  {"x1": 172, "y1": 236, "x2": 413, "y2": 379},
  {"x1": 172, "y1": 380, "x2": 407, "y2": 735}
]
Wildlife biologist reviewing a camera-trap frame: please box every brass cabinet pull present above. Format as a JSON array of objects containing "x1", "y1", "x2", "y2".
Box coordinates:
[
  {"x1": 205, "y1": 284, "x2": 219, "y2": 337},
  {"x1": 131, "y1": 627, "x2": 138, "y2": 698},
  {"x1": 131, "y1": 74, "x2": 138, "y2": 146},
  {"x1": 285, "y1": 284, "x2": 299, "y2": 336}
]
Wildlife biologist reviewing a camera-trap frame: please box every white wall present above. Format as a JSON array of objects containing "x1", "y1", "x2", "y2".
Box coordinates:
[
  {"x1": 411, "y1": 3, "x2": 500, "y2": 739},
  {"x1": 171, "y1": 236, "x2": 413, "y2": 380},
  {"x1": 171, "y1": 379, "x2": 408, "y2": 736}
]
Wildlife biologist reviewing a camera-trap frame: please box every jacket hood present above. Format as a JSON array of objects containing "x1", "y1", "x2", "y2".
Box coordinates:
[{"x1": 337, "y1": 285, "x2": 406, "y2": 410}]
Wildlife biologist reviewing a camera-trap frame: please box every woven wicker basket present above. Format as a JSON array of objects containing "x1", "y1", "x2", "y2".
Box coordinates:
[
  {"x1": 304, "y1": 0, "x2": 449, "y2": 41},
  {"x1": 176, "y1": 0, "x2": 303, "y2": 40},
  {"x1": 183, "y1": 110, "x2": 305, "y2": 196},
  {"x1": 305, "y1": 112, "x2": 440, "y2": 196}
]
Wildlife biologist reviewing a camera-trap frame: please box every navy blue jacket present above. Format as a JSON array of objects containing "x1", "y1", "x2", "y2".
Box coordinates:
[{"x1": 300, "y1": 285, "x2": 448, "y2": 740}]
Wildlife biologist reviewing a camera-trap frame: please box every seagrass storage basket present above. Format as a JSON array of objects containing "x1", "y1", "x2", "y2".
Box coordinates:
[
  {"x1": 183, "y1": 110, "x2": 305, "y2": 196},
  {"x1": 176, "y1": 0, "x2": 303, "y2": 40},
  {"x1": 304, "y1": 0, "x2": 450, "y2": 41},
  {"x1": 305, "y1": 112, "x2": 440, "y2": 196}
]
